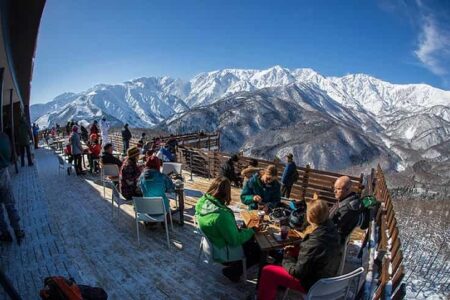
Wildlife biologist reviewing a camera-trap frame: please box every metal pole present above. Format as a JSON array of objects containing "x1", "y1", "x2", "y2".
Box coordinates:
[
  {"x1": 189, "y1": 150, "x2": 193, "y2": 181},
  {"x1": 9, "y1": 89, "x2": 18, "y2": 174},
  {"x1": 0, "y1": 68, "x2": 4, "y2": 132}
]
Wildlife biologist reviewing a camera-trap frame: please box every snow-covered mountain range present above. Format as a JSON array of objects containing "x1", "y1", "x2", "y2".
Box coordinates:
[{"x1": 31, "y1": 66, "x2": 450, "y2": 174}]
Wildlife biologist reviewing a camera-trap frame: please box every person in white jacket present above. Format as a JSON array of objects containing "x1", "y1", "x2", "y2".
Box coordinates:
[{"x1": 100, "y1": 117, "x2": 111, "y2": 147}]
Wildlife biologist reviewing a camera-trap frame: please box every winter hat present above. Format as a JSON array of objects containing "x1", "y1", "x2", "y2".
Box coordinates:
[
  {"x1": 145, "y1": 156, "x2": 161, "y2": 170},
  {"x1": 127, "y1": 146, "x2": 140, "y2": 159}
]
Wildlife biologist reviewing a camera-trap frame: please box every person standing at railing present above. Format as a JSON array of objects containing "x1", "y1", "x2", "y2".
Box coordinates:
[
  {"x1": 70, "y1": 125, "x2": 85, "y2": 175},
  {"x1": 0, "y1": 132, "x2": 25, "y2": 243},
  {"x1": 121, "y1": 123, "x2": 132, "y2": 155},
  {"x1": 90, "y1": 120, "x2": 99, "y2": 136},
  {"x1": 281, "y1": 153, "x2": 299, "y2": 198},
  {"x1": 100, "y1": 117, "x2": 111, "y2": 147},
  {"x1": 32, "y1": 123, "x2": 40, "y2": 149}
]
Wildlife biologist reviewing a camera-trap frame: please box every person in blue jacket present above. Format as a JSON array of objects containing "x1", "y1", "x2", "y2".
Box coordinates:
[
  {"x1": 281, "y1": 153, "x2": 298, "y2": 198},
  {"x1": 139, "y1": 156, "x2": 175, "y2": 212},
  {"x1": 240, "y1": 164, "x2": 281, "y2": 210}
]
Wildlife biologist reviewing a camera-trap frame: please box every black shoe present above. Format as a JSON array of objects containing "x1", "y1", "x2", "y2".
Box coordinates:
[
  {"x1": 28, "y1": 163, "x2": 34, "y2": 167},
  {"x1": 14, "y1": 230, "x2": 25, "y2": 239},
  {"x1": 14, "y1": 230, "x2": 24, "y2": 245},
  {"x1": 222, "y1": 267, "x2": 241, "y2": 283},
  {"x1": 0, "y1": 232, "x2": 13, "y2": 242}
]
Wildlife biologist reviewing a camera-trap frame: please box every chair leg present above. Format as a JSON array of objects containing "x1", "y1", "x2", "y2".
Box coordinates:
[
  {"x1": 282, "y1": 289, "x2": 290, "y2": 300},
  {"x1": 197, "y1": 239, "x2": 203, "y2": 265},
  {"x1": 164, "y1": 218, "x2": 170, "y2": 249},
  {"x1": 242, "y1": 258, "x2": 247, "y2": 283},
  {"x1": 169, "y1": 212, "x2": 174, "y2": 231},
  {"x1": 136, "y1": 219, "x2": 140, "y2": 246}
]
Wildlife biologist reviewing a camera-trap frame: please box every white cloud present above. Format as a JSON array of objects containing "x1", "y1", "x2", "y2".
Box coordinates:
[{"x1": 413, "y1": 0, "x2": 450, "y2": 79}]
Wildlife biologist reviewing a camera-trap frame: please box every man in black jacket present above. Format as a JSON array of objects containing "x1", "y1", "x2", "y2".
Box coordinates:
[
  {"x1": 100, "y1": 143, "x2": 122, "y2": 168},
  {"x1": 329, "y1": 176, "x2": 362, "y2": 243},
  {"x1": 219, "y1": 154, "x2": 242, "y2": 187},
  {"x1": 121, "y1": 124, "x2": 132, "y2": 155}
]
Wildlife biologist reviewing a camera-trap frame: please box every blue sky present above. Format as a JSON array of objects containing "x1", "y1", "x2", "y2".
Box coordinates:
[{"x1": 31, "y1": 0, "x2": 450, "y2": 104}]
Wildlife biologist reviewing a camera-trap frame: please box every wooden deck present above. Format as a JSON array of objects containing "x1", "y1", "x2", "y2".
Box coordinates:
[
  {"x1": 1, "y1": 148, "x2": 254, "y2": 300},
  {"x1": 0, "y1": 147, "x2": 364, "y2": 299}
]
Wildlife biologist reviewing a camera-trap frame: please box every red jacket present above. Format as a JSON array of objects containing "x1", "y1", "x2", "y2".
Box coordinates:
[{"x1": 89, "y1": 144, "x2": 101, "y2": 157}]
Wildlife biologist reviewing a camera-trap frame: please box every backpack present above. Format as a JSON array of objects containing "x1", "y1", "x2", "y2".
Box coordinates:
[
  {"x1": 40, "y1": 276, "x2": 108, "y2": 300},
  {"x1": 359, "y1": 196, "x2": 379, "y2": 230},
  {"x1": 40, "y1": 277, "x2": 82, "y2": 300}
]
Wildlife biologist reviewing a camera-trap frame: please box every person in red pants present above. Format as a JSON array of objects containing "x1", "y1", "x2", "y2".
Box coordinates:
[{"x1": 258, "y1": 200, "x2": 341, "y2": 300}]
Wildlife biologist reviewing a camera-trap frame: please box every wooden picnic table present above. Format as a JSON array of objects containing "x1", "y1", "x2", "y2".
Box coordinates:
[{"x1": 241, "y1": 210, "x2": 308, "y2": 251}]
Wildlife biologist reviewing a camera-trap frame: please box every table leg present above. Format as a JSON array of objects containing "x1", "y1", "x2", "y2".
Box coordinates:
[
  {"x1": 178, "y1": 189, "x2": 185, "y2": 226},
  {"x1": 256, "y1": 250, "x2": 269, "y2": 289}
]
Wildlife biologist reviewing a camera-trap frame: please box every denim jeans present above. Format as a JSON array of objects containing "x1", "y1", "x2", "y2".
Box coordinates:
[{"x1": 0, "y1": 168, "x2": 20, "y2": 233}]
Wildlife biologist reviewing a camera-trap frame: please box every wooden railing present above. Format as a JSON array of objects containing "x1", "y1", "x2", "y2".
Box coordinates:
[
  {"x1": 109, "y1": 131, "x2": 220, "y2": 154},
  {"x1": 178, "y1": 147, "x2": 363, "y2": 205},
  {"x1": 364, "y1": 165, "x2": 406, "y2": 300}
]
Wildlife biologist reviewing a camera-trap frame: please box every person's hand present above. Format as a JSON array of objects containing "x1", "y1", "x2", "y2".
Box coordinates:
[
  {"x1": 253, "y1": 195, "x2": 262, "y2": 203},
  {"x1": 284, "y1": 245, "x2": 299, "y2": 258}
]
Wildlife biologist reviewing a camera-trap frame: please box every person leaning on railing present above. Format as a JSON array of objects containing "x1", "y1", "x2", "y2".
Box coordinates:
[
  {"x1": 195, "y1": 177, "x2": 261, "y2": 283},
  {"x1": 257, "y1": 200, "x2": 341, "y2": 300},
  {"x1": 240, "y1": 165, "x2": 281, "y2": 211}
]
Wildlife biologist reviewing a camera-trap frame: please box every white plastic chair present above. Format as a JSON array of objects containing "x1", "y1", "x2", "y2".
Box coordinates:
[
  {"x1": 196, "y1": 227, "x2": 247, "y2": 283},
  {"x1": 133, "y1": 197, "x2": 173, "y2": 248},
  {"x1": 162, "y1": 162, "x2": 182, "y2": 176},
  {"x1": 107, "y1": 181, "x2": 131, "y2": 218},
  {"x1": 101, "y1": 164, "x2": 120, "y2": 199},
  {"x1": 338, "y1": 235, "x2": 351, "y2": 276},
  {"x1": 57, "y1": 155, "x2": 73, "y2": 175},
  {"x1": 283, "y1": 267, "x2": 364, "y2": 300}
]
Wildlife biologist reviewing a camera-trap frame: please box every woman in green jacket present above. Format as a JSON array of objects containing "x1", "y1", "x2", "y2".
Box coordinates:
[{"x1": 195, "y1": 177, "x2": 261, "y2": 282}]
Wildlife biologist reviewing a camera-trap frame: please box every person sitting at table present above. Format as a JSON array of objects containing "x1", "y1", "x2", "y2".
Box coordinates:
[
  {"x1": 119, "y1": 147, "x2": 142, "y2": 200},
  {"x1": 87, "y1": 138, "x2": 101, "y2": 173},
  {"x1": 195, "y1": 177, "x2": 261, "y2": 283},
  {"x1": 156, "y1": 143, "x2": 175, "y2": 163},
  {"x1": 329, "y1": 176, "x2": 362, "y2": 244},
  {"x1": 101, "y1": 143, "x2": 122, "y2": 168},
  {"x1": 240, "y1": 164, "x2": 281, "y2": 211},
  {"x1": 220, "y1": 154, "x2": 242, "y2": 187},
  {"x1": 257, "y1": 200, "x2": 341, "y2": 300},
  {"x1": 241, "y1": 159, "x2": 260, "y2": 184},
  {"x1": 139, "y1": 156, "x2": 174, "y2": 213}
]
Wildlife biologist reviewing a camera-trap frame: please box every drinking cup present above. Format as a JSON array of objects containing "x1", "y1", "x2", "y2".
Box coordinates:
[
  {"x1": 280, "y1": 225, "x2": 289, "y2": 240},
  {"x1": 258, "y1": 210, "x2": 265, "y2": 224}
]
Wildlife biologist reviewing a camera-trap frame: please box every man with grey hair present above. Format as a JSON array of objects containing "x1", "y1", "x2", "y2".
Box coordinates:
[{"x1": 329, "y1": 176, "x2": 362, "y2": 243}]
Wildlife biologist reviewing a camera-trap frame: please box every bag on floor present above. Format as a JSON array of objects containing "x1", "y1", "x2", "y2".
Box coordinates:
[{"x1": 40, "y1": 276, "x2": 108, "y2": 300}]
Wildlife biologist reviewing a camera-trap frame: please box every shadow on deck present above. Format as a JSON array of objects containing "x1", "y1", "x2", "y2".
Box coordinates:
[{"x1": 0, "y1": 148, "x2": 255, "y2": 300}]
